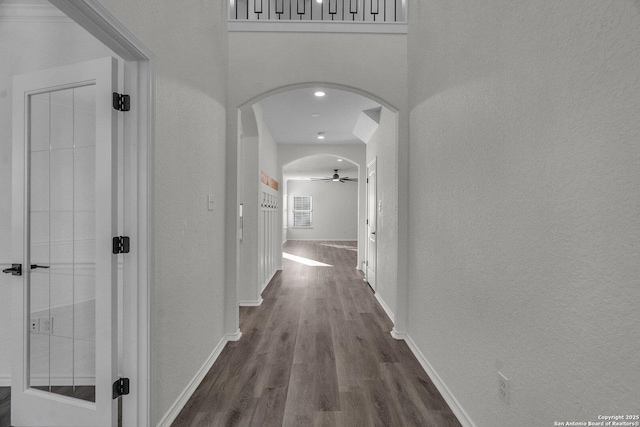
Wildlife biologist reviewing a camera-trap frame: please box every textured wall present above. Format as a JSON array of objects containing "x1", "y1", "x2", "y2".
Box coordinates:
[
  {"x1": 97, "y1": 1, "x2": 229, "y2": 424},
  {"x1": 407, "y1": 1, "x2": 640, "y2": 425},
  {"x1": 0, "y1": 16, "x2": 115, "y2": 385},
  {"x1": 287, "y1": 180, "x2": 358, "y2": 241}
]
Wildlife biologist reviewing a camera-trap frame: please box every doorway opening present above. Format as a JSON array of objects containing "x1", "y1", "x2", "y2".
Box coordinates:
[
  {"x1": 231, "y1": 83, "x2": 400, "y2": 338},
  {"x1": 0, "y1": 1, "x2": 154, "y2": 425}
]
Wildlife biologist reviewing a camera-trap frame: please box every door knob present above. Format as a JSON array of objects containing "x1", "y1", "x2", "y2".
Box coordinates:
[{"x1": 2, "y1": 264, "x2": 22, "y2": 276}]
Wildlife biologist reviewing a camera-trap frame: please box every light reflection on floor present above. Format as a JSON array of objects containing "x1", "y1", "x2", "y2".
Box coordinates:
[{"x1": 282, "y1": 252, "x2": 333, "y2": 267}]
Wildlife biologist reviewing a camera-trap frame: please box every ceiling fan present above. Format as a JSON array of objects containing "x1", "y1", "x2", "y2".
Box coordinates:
[{"x1": 310, "y1": 169, "x2": 358, "y2": 183}]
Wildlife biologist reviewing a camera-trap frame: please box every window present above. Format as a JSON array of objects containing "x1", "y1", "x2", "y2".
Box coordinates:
[{"x1": 293, "y1": 195, "x2": 312, "y2": 227}]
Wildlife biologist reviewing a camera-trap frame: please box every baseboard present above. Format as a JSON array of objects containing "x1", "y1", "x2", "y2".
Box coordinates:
[
  {"x1": 239, "y1": 298, "x2": 263, "y2": 307},
  {"x1": 156, "y1": 334, "x2": 230, "y2": 427},
  {"x1": 0, "y1": 376, "x2": 10, "y2": 387},
  {"x1": 285, "y1": 239, "x2": 357, "y2": 242},
  {"x1": 226, "y1": 329, "x2": 242, "y2": 342},
  {"x1": 402, "y1": 333, "x2": 477, "y2": 427},
  {"x1": 374, "y1": 292, "x2": 395, "y2": 323},
  {"x1": 390, "y1": 327, "x2": 405, "y2": 340}
]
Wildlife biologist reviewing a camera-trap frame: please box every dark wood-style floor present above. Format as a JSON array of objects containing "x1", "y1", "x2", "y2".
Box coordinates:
[{"x1": 172, "y1": 240, "x2": 461, "y2": 427}]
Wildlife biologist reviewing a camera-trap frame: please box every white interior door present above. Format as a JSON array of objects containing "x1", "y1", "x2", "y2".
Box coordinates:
[
  {"x1": 366, "y1": 158, "x2": 377, "y2": 290},
  {"x1": 9, "y1": 57, "x2": 119, "y2": 427}
]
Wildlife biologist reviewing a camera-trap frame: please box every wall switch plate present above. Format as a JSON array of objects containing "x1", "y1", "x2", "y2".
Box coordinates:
[
  {"x1": 498, "y1": 371, "x2": 509, "y2": 404},
  {"x1": 208, "y1": 195, "x2": 215, "y2": 211}
]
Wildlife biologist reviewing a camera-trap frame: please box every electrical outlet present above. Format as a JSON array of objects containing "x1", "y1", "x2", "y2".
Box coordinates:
[
  {"x1": 208, "y1": 195, "x2": 215, "y2": 211},
  {"x1": 498, "y1": 371, "x2": 509, "y2": 404},
  {"x1": 30, "y1": 318, "x2": 39, "y2": 332},
  {"x1": 42, "y1": 318, "x2": 50, "y2": 333}
]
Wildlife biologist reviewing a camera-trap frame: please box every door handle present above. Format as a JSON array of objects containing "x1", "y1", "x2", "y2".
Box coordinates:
[
  {"x1": 2, "y1": 264, "x2": 22, "y2": 276},
  {"x1": 31, "y1": 264, "x2": 49, "y2": 270},
  {"x1": 371, "y1": 231, "x2": 376, "y2": 235}
]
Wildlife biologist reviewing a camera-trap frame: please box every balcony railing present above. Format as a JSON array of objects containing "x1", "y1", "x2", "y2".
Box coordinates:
[{"x1": 229, "y1": 0, "x2": 407, "y2": 32}]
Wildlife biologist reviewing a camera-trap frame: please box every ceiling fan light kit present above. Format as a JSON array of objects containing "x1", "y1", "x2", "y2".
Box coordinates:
[{"x1": 311, "y1": 169, "x2": 358, "y2": 183}]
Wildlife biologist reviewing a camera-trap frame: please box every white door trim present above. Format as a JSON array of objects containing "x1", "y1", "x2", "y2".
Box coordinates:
[{"x1": 47, "y1": 2, "x2": 156, "y2": 426}]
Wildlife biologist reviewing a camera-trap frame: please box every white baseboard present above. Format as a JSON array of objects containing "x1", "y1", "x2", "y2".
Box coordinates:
[
  {"x1": 0, "y1": 376, "x2": 10, "y2": 387},
  {"x1": 390, "y1": 327, "x2": 405, "y2": 340},
  {"x1": 402, "y1": 333, "x2": 477, "y2": 427},
  {"x1": 226, "y1": 329, "x2": 242, "y2": 342},
  {"x1": 239, "y1": 298, "x2": 263, "y2": 307},
  {"x1": 374, "y1": 292, "x2": 395, "y2": 323},
  {"x1": 156, "y1": 334, "x2": 231, "y2": 427}
]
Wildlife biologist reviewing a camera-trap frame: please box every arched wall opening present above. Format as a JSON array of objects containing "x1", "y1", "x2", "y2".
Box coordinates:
[
  {"x1": 228, "y1": 82, "x2": 403, "y2": 339},
  {"x1": 282, "y1": 154, "x2": 364, "y2": 267}
]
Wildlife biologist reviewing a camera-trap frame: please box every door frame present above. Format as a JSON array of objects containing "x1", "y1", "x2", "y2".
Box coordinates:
[
  {"x1": 47, "y1": 2, "x2": 156, "y2": 426},
  {"x1": 366, "y1": 157, "x2": 377, "y2": 291}
]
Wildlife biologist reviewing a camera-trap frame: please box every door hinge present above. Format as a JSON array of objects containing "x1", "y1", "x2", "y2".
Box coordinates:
[
  {"x1": 112, "y1": 92, "x2": 130, "y2": 111},
  {"x1": 366, "y1": 178, "x2": 369, "y2": 183},
  {"x1": 112, "y1": 236, "x2": 130, "y2": 254},
  {"x1": 112, "y1": 377, "x2": 130, "y2": 399}
]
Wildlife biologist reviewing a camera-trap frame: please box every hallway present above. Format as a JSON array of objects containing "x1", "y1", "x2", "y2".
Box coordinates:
[{"x1": 172, "y1": 241, "x2": 461, "y2": 427}]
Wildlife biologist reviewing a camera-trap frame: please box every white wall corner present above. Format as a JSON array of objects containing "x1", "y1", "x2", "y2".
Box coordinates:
[
  {"x1": 374, "y1": 292, "x2": 395, "y2": 323},
  {"x1": 156, "y1": 335, "x2": 230, "y2": 427},
  {"x1": 403, "y1": 334, "x2": 477, "y2": 427},
  {"x1": 239, "y1": 298, "x2": 263, "y2": 307}
]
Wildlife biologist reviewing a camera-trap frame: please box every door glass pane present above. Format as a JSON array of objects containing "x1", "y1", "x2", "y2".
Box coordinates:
[{"x1": 28, "y1": 84, "x2": 96, "y2": 402}]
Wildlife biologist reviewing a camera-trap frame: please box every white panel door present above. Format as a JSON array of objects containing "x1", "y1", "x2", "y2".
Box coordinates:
[
  {"x1": 366, "y1": 158, "x2": 377, "y2": 290},
  {"x1": 9, "y1": 57, "x2": 119, "y2": 427}
]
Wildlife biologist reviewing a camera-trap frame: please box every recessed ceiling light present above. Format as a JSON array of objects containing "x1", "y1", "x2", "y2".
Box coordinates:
[
  {"x1": 314, "y1": 91, "x2": 325, "y2": 97},
  {"x1": 317, "y1": 132, "x2": 325, "y2": 140},
  {"x1": 311, "y1": 113, "x2": 320, "y2": 118},
  {"x1": 337, "y1": 159, "x2": 343, "y2": 162},
  {"x1": 316, "y1": 0, "x2": 322, "y2": 3}
]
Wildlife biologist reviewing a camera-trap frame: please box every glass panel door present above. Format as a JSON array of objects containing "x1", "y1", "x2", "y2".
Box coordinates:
[{"x1": 28, "y1": 84, "x2": 97, "y2": 403}]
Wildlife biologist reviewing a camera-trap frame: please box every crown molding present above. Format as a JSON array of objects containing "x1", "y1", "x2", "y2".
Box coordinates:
[{"x1": 0, "y1": 4, "x2": 72, "y2": 22}]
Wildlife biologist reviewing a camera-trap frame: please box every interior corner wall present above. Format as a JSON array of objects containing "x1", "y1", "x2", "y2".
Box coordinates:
[
  {"x1": 96, "y1": 1, "x2": 230, "y2": 425},
  {"x1": 365, "y1": 107, "x2": 399, "y2": 321},
  {"x1": 0, "y1": 15, "x2": 117, "y2": 386},
  {"x1": 407, "y1": 1, "x2": 640, "y2": 426}
]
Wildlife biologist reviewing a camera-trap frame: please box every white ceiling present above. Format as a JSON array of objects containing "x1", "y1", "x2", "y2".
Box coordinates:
[
  {"x1": 259, "y1": 87, "x2": 381, "y2": 145},
  {"x1": 283, "y1": 154, "x2": 358, "y2": 181}
]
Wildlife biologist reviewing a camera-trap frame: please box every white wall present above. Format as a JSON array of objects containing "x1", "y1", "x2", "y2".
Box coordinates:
[
  {"x1": 365, "y1": 107, "x2": 398, "y2": 321},
  {"x1": 0, "y1": 11, "x2": 116, "y2": 386},
  {"x1": 96, "y1": 1, "x2": 229, "y2": 424},
  {"x1": 407, "y1": 1, "x2": 640, "y2": 426},
  {"x1": 287, "y1": 180, "x2": 358, "y2": 241}
]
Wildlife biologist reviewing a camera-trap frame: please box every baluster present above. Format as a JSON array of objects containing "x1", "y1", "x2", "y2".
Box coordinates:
[
  {"x1": 275, "y1": 0, "x2": 284, "y2": 19},
  {"x1": 329, "y1": 0, "x2": 337, "y2": 20},
  {"x1": 350, "y1": 0, "x2": 357, "y2": 21},
  {"x1": 297, "y1": 0, "x2": 305, "y2": 19},
  {"x1": 371, "y1": 0, "x2": 379, "y2": 21}
]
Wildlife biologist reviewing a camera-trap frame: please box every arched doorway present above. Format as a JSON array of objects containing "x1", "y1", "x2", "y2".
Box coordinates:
[{"x1": 228, "y1": 83, "x2": 401, "y2": 338}]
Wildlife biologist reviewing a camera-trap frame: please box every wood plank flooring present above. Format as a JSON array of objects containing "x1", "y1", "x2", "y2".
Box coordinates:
[{"x1": 172, "y1": 240, "x2": 462, "y2": 427}]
